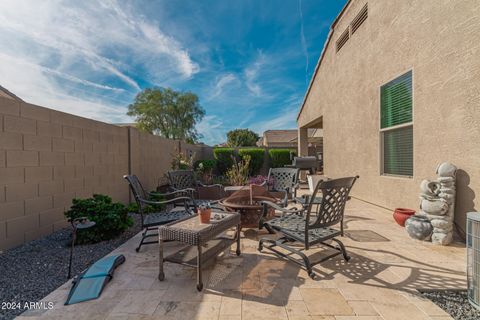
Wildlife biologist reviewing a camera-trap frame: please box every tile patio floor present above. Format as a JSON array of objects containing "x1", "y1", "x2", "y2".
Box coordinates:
[{"x1": 18, "y1": 197, "x2": 466, "y2": 320}]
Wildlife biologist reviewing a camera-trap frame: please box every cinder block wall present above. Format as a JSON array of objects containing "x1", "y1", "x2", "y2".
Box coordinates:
[{"x1": 0, "y1": 96, "x2": 212, "y2": 250}]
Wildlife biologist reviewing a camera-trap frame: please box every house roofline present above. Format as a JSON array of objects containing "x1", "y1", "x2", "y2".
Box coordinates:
[
  {"x1": 296, "y1": 0, "x2": 354, "y2": 121},
  {"x1": 0, "y1": 85, "x2": 24, "y2": 102}
]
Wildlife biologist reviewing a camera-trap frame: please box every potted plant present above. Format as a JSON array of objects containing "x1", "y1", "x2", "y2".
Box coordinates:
[{"x1": 198, "y1": 203, "x2": 212, "y2": 224}]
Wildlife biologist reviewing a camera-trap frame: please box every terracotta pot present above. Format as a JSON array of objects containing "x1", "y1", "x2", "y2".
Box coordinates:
[
  {"x1": 198, "y1": 208, "x2": 212, "y2": 224},
  {"x1": 393, "y1": 208, "x2": 416, "y2": 227}
]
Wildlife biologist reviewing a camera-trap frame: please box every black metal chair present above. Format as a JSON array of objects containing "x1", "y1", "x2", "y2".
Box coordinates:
[
  {"x1": 258, "y1": 176, "x2": 359, "y2": 278},
  {"x1": 168, "y1": 170, "x2": 225, "y2": 206},
  {"x1": 261, "y1": 167, "x2": 299, "y2": 207},
  {"x1": 124, "y1": 175, "x2": 195, "y2": 252}
]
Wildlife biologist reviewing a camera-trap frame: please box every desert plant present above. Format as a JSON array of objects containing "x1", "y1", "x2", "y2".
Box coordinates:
[
  {"x1": 194, "y1": 159, "x2": 216, "y2": 184},
  {"x1": 65, "y1": 194, "x2": 133, "y2": 244},
  {"x1": 238, "y1": 148, "x2": 265, "y2": 175},
  {"x1": 269, "y1": 149, "x2": 295, "y2": 168},
  {"x1": 171, "y1": 148, "x2": 195, "y2": 170},
  {"x1": 213, "y1": 147, "x2": 235, "y2": 174},
  {"x1": 226, "y1": 155, "x2": 251, "y2": 186}
]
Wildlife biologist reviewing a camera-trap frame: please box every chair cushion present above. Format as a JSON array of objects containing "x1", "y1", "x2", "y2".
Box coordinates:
[
  {"x1": 144, "y1": 210, "x2": 191, "y2": 227},
  {"x1": 266, "y1": 214, "x2": 341, "y2": 244}
]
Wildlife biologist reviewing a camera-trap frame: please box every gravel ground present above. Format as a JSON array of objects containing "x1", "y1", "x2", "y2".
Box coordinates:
[
  {"x1": 0, "y1": 215, "x2": 141, "y2": 320},
  {"x1": 421, "y1": 290, "x2": 480, "y2": 320}
]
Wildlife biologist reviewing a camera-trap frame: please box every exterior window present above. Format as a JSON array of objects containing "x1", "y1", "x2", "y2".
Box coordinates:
[{"x1": 380, "y1": 71, "x2": 413, "y2": 177}]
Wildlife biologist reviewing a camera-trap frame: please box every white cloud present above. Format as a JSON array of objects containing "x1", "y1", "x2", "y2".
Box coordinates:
[
  {"x1": 244, "y1": 52, "x2": 266, "y2": 97},
  {"x1": 0, "y1": 53, "x2": 130, "y2": 123},
  {"x1": 196, "y1": 115, "x2": 226, "y2": 145},
  {"x1": 209, "y1": 73, "x2": 237, "y2": 99},
  {"x1": 250, "y1": 107, "x2": 298, "y2": 135},
  {"x1": 0, "y1": 0, "x2": 198, "y2": 123},
  {"x1": 298, "y1": 0, "x2": 309, "y2": 85}
]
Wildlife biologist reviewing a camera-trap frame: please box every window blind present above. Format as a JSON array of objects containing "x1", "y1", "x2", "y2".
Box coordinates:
[
  {"x1": 383, "y1": 125, "x2": 413, "y2": 176},
  {"x1": 380, "y1": 71, "x2": 412, "y2": 129}
]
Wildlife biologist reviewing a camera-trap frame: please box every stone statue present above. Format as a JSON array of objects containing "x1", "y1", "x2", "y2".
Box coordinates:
[{"x1": 418, "y1": 162, "x2": 457, "y2": 245}]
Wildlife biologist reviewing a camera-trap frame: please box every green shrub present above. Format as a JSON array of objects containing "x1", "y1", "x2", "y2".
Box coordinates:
[
  {"x1": 194, "y1": 159, "x2": 216, "y2": 171},
  {"x1": 238, "y1": 148, "x2": 265, "y2": 175},
  {"x1": 213, "y1": 148, "x2": 235, "y2": 174},
  {"x1": 65, "y1": 194, "x2": 133, "y2": 244},
  {"x1": 269, "y1": 149, "x2": 295, "y2": 168}
]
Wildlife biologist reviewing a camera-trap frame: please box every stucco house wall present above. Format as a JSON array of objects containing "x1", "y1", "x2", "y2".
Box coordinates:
[{"x1": 298, "y1": 0, "x2": 480, "y2": 236}]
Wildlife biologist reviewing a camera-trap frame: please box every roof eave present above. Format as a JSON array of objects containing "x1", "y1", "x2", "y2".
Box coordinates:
[{"x1": 296, "y1": 0, "x2": 354, "y2": 122}]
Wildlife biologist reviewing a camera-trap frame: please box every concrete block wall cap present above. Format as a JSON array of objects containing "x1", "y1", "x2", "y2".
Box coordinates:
[{"x1": 467, "y1": 212, "x2": 480, "y2": 222}]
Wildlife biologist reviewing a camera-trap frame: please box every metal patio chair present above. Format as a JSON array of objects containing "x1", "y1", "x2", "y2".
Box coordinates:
[
  {"x1": 168, "y1": 170, "x2": 225, "y2": 207},
  {"x1": 261, "y1": 167, "x2": 299, "y2": 207},
  {"x1": 258, "y1": 176, "x2": 359, "y2": 278},
  {"x1": 124, "y1": 175, "x2": 195, "y2": 252}
]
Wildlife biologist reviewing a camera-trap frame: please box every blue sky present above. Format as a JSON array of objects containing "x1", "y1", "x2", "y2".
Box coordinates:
[{"x1": 0, "y1": 0, "x2": 346, "y2": 145}]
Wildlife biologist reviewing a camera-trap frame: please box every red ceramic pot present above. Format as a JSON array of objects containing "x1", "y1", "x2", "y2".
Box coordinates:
[{"x1": 393, "y1": 208, "x2": 416, "y2": 227}]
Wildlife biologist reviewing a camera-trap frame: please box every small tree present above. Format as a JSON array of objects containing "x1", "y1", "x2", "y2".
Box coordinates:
[
  {"x1": 127, "y1": 87, "x2": 205, "y2": 143},
  {"x1": 226, "y1": 129, "x2": 259, "y2": 147}
]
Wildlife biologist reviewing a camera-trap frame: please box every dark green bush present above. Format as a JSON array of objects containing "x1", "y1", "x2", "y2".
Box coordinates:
[
  {"x1": 238, "y1": 148, "x2": 265, "y2": 175},
  {"x1": 194, "y1": 159, "x2": 216, "y2": 171},
  {"x1": 65, "y1": 194, "x2": 133, "y2": 244},
  {"x1": 269, "y1": 149, "x2": 295, "y2": 168},
  {"x1": 213, "y1": 148, "x2": 235, "y2": 174}
]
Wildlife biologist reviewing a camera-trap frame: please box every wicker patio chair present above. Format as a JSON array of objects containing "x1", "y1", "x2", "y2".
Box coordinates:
[
  {"x1": 124, "y1": 175, "x2": 195, "y2": 252},
  {"x1": 261, "y1": 167, "x2": 299, "y2": 207},
  {"x1": 258, "y1": 176, "x2": 359, "y2": 278},
  {"x1": 168, "y1": 170, "x2": 225, "y2": 206}
]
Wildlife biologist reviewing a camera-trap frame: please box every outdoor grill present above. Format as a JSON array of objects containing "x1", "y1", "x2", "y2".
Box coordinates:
[{"x1": 286, "y1": 156, "x2": 318, "y2": 175}]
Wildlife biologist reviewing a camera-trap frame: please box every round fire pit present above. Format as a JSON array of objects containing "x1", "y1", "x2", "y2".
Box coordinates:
[{"x1": 219, "y1": 185, "x2": 278, "y2": 229}]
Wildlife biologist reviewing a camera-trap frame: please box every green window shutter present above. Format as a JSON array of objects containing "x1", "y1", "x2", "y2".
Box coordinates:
[
  {"x1": 381, "y1": 71, "x2": 412, "y2": 129},
  {"x1": 383, "y1": 126, "x2": 413, "y2": 176}
]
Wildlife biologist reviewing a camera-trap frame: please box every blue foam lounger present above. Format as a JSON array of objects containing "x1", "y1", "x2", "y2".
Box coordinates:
[{"x1": 65, "y1": 254, "x2": 125, "y2": 305}]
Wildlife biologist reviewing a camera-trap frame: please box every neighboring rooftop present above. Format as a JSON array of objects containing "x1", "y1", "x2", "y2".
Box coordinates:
[
  {"x1": 258, "y1": 129, "x2": 323, "y2": 148},
  {"x1": 0, "y1": 85, "x2": 23, "y2": 102}
]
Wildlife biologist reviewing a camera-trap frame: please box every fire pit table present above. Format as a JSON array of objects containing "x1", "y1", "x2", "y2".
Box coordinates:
[{"x1": 219, "y1": 185, "x2": 279, "y2": 229}]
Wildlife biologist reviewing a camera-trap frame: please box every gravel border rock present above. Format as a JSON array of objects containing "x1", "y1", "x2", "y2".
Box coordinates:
[
  {"x1": 420, "y1": 290, "x2": 480, "y2": 320},
  {"x1": 0, "y1": 215, "x2": 141, "y2": 320}
]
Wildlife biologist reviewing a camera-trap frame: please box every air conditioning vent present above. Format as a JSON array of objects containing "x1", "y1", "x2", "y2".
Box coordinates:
[
  {"x1": 336, "y1": 28, "x2": 350, "y2": 52},
  {"x1": 467, "y1": 212, "x2": 480, "y2": 311},
  {"x1": 351, "y1": 4, "x2": 368, "y2": 34}
]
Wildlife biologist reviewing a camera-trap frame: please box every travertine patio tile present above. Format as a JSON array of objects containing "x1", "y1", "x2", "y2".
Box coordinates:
[
  {"x1": 153, "y1": 301, "x2": 221, "y2": 320},
  {"x1": 218, "y1": 315, "x2": 241, "y2": 320},
  {"x1": 409, "y1": 299, "x2": 450, "y2": 317},
  {"x1": 301, "y1": 288, "x2": 354, "y2": 316},
  {"x1": 242, "y1": 299, "x2": 288, "y2": 319},
  {"x1": 110, "y1": 289, "x2": 165, "y2": 315},
  {"x1": 26, "y1": 198, "x2": 466, "y2": 320},
  {"x1": 347, "y1": 301, "x2": 378, "y2": 316},
  {"x1": 337, "y1": 284, "x2": 404, "y2": 303},
  {"x1": 370, "y1": 301, "x2": 430, "y2": 320},
  {"x1": 219, "y1": 292, "x2": 242, "y2": 315},
  {"x1": 285, "y1": 300, "x2": 310, "y2": 317},
  {"x1": 334, "y1": 317, "x2": 383, "y2": 320}
]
